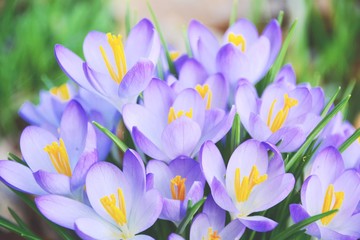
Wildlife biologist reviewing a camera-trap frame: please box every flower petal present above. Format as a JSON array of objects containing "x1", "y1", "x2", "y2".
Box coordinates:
[
  {"x1": 224, "y1": 18, "x2": 259, "y2": 46},
  {"x1": 123, "y1": 149, "x2": 146, "y2": 200},
  {"x1": 160, "y1": 198, "x2": 182, "y2": 223},
  {"x1": 262, "y1": 19, "x2": 282, "y2": 67},
  {"x1": 220, "y1": 219, "x2": 245, "y2": 240},
  {"x1": 146, "y1": 160, "x2": 173, "y2": 198},
  {"x1": 75, "y1": 217, "x2": 122, "y2": 240},
  {"x1": 289, "y1": 204, "x2": 321, "y2": 238},
  {"x1": 132, "y1": 127, "x2": 167, "y2": 161},
  {"x1": 239, "y1": 216, "x2": 277, "y2": 232},
  {"x1": 71, "y1": 150, "x2": 98, "y2": 192},
  {"x1": 210, "y1": 177, "x2": 237, "y2": 213},
  {"x1": 34, "y1": 170, "x2": 71, "y2": 195}
]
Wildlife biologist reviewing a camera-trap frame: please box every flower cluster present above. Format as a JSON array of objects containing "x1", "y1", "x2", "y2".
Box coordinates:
[{"x1": 1, "y1": 15, "x2": 359, "y2": 240}]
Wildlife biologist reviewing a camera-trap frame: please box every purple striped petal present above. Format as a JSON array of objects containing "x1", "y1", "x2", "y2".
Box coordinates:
[
  {"x1": 267, "y1": 126, "x2": 305, "y2": 152},
  {"x1": 210, "y1": 178, "x2": 237, "y2": 213},
  {"x1": 224, "y1": 19, "x2": 258, "y2": 46},
  {"x1": 246, "y1": 36, "x2": 270, "y2": 83},
  {"x1": 248, "y1": 113, "x2": 272, "y2": 141},
  {"x1": 203, "y1": 195, "x2": 225, "y2": 230},
  {"x1": 190, "y1": 213, "x2": 211, "y2": 239},
  {"x1": 146, "y1": 160, "x2": 173, "y2": 198},
  {"x1": 123, "y1": 149, "x2": 146, "y2": 200},
  {"x1": 262, "y1": 19, "x2": 282, "y2": 67},
  {"x1": 132, "y1": 127, "x2": 167, "y2": 161},
  {"x1": 71, "y1": 150, "x2": 98, "y2": 192},
  {"x1": 177, "y1": 59, "x2": 207, "y2": 89},
  {"x1": 34, "y1": 170, "x2": 71, "y2": 195},
  {"x1": 75, "y1": 217, "x2": 122, "y2": 240},
  {"x1": 220, "y1": 219, "x2": 245, "y2": 239},
  {"x1": 161, "y1": 198, "x2": 182, "y2": 223},
  {"x1": 239, "y1": 216, "x2": 277, "y2": 232},
  {"x1": 289, "y1": 204, "x2": 321, "y2": 238}
]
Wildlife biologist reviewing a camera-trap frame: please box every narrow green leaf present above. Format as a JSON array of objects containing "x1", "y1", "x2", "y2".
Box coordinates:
[
  {"x1": 286, "y1": 95, "x2": 351, "y2": 171},
  {"x1": 8, "y1": 208, "x2": 33, "y2": 234},
  {"x1": 229, "y1": 0, "x2": 239, "y2": 26},
  {"x1": 92, "y1": 121, "x2": 129, "y2": 152},
  {"x1": 321, "y1": 86, "x2": 341, "y2": 117},
  {"x1": 230, "y1": 113, "x2": 241, "y2": 153},
  {"x1": 339, "y1": 128, "x2": 360, "y2": 153},
  {"x1": 0, "y1": 217, "x2": 40, "y2": 240},
  {"x1": 277, "y1": 11, "x2": 284, "y2": 25},
  {"x1": 341, "y1": 80, "x2": 356, "y2": 118},
  {"x1": 182, "y1": 25, "x2": 193, "y2": 57},
  {"x1": 147, "y1": 1, "x2": 177, "y2": 77},
  {"x1": 272, "y1": 210, "x2": 337, "y2": 240},
  {"x1": 176, "y1": 197, "x2": 206, "y2": 235},
  {"x1": 8, "y1": 152, "x2": 28, "y2": 166}
]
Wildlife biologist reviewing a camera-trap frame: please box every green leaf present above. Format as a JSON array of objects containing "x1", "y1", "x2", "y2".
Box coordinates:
[
  {"x1": 182, "y1": 25, "x2": 193, "y2": 57},
  {"x1": 176, "y1": 197, "x2": 206, "y2": 235},
  {"x1": 286, "y1": 94, "x2": 351, "y2": 171},
  {"x1": 8, "y1": 208, "x2": 33, "y2": 234},
  {"x1": 277, "y1": 11, "x2": 284, "y2": 25},
  {"x1": 8, "y1": 152, "x2": 28, "y2": 166},
  {"x1": 230, "y1": 113, "x2": 241, "y2": 153},
  {"x1": 272, "y1": 210, "x2": 337, "y2": 240},
  {"x1": 147, "y1": 1, "x2": 177, "y2": 77},
  {"x1": 229, "y1": 0, "x2": 239, "y2": 26},
  {"x1": 321, "y1": 86, "x2": 341, "y2": 117},
  {"x1": 339, "y1": 127, "x2": 360, "y2": 153},
  {"x1": 0, "y1": 216, "x2": 40, "y2": 240},
  {"x1": 92, "y1": 121, "x2": 129, "y2": 153}
]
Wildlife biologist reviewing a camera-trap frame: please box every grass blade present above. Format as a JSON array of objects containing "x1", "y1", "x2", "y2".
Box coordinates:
[
  {"x1": 0, "y1": 216, "x2": 40, "y2": 240},
  {"x1": 339, "y1": 128, "x2": 360, "y2": 153},
  {"x1": 229, "y1": 0, "x2": 239, "y2": 26},
  {"x1": 321, "y1": 86, "x2": 341, "y2": 117},
  {"x1": 230, "y1": 113, "x2": 241, "y2": 153},
  {"x1": 176, "y1": 197, "x2": 206, "y2": 235},
  {"x1": 92, "y1": 121, "x2": 129, "y2": 152}
]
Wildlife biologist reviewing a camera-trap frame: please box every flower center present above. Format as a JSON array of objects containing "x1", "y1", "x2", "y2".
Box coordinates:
[
  {"x1": 321, "y1": 184, "x2": 344, "y2": 226},
  {"x1": 267, "y1": 94, "x2": 298, "y2": 133},
  {"x1": 195, "y1": 84, "x2": 212, "y2": 110},
  {"x1": 43, "y1": 138, "x2": 72, "y2": 176},
  {"x1": 49, "y1": 83, "x2": 70, "y2": 101},
  {"x1": 100, "y1": 188, "x2": 127, "y2": 226},
  {"x1": 234, "y1": 165, "x2": 267, "y2": 202},
  {"x1": 170, "y1": 175, "x2": 186, "y2": 201},
  {"x1": 167, "y1": 107, "x2": 193, "y2": 124},
  {"x1": 99, "y1": 33, "x2": 127, "y2": 84},
  {"x1": 228, "y1": 32, "x2": 246, "y2": 52},
  {"x1": 202, "y1": 227, "x2": 221, "y2": 240}
]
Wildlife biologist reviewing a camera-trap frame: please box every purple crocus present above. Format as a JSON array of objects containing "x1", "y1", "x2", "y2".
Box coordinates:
[
  {"x1": 200, "y1": 139, "x2": 294, "y2": 232},
  {"x1": 290, "y1": 147, "x2": 360, "y2": 240},
  {"x1": 236, "y1": 64, "x2": 324, "y2": 152},
  {"x1": 0, "y1": 100, "x2": 97, "y2": 198},
  {"x1": 123, "y1": 78, "x2": 235, "y2": 162},
  {"x1": 35, "y1": 150, "x2": 162, "y2": 239},
  {"x1": 146, "y1": 156, "x2": 204, "y2": 225},
  {"x1": 188, "y1": 18, "x2": 281, "y2": 86},
  {"x1": 55, "y1": 18, "x2": 160, "y2": 112}
]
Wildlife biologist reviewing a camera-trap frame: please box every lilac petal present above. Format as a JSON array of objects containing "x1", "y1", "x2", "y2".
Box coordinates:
[
  {"x1": 146, "y1": 173, "x2": 154, "y2": 191},
  {"x1": 320, "y1": 227, "x2": 355, "y2": 240},
  {"x1": 311, "y1": 146, "x2": 344, "y2": 186},
  {"x1": 118, "y1": 59, "x2": 154, "y2": 98},
  {"x1": 161, "y1": 118, "x2": 201, "y2": 159},
  {"x1": 224, "y1": 18, "x2": 259, "y2": 46},
  {"x1": 341, "y1": 212, "x2": 360, "y2": 238},
  {"x1": 54, "y1": 45, "x2": 94, "y2": 92},
  {"x1": 146, "y1": 160, "x2": 173, "y2": 198},
  {"x1": 262, "y1": 141, "x2": 285, "y2": 178},
  {"x1": 287, "y1": 87, "x2": 312, "y2": 119},
  {"x1": 20, "y1": 126, "x2": 58, "y2": 172},
  {"x1": 71, "y1": 150, "x2": 98, "y2": 192},
  {"x1": 301, "y1": 175, "x2": 323, "y2": 216},
  {"x1": 310, "y1": 87, "x2": 325, "y2": 114},
  {"x1": 128, "y1": 189, "x2": 162, "y2": 234},
  {"x1": 168, "y1": 233, "x2": 185, "y2": 240},
  {"x1": 35, "y1": 195, "x2": 97, "y2": 229},
  {"x1": 60, "y1": 100, "x2": 88, "y2": 168},
  {"x1": 199, "y1": 141, "x2": 226, "y2": 186},
  {"x1": 161, "y1": 198, "x2": 181, "y2": 223},
  {"x1": 267, "y1": 126, "x2": 306, "y2": 152},
  {"x1": 75, "y1": 217, "x2": 122, "y2": 240},
  {"x1": 123, "y1": 149, "x2": 145, "y2": 200},
  {"x1": 177, "y1": 59, "x2": 207, "y2": 89},
  {"x1": 34, "y1": 170, "x2": 71, "y2": 195},
  {"x1": 203, "y1": 195, "x2": 225, "y2": 230},
  {"x1": 132, "y1": 127, "x2": 167, "y2": 161},
  {"x1": 262, "y1": 19, "x2": 282, "y2": 67},
  {"x1": 246, "y1": 36, "x2": 270, "y2": 83},
  {"x1": 125, "y1": 18, "x2": 160, "y2": 68},
  {"x1": 289, "y1": 204, "x2": 321, "y2": 238},
  {"x1": 132, "y1": 235, "x2": 155, "y2": 240},
  {"x1": 199, "y1": 109, "x2": 225, "y2": 142},
  {"x1": 190, "y1": 213, "x2": 210, "y2": 240},
  {"x1": 85, "y1": 66, "x2": 119, "y2": 98},
  {"x1": 205, "y1": 73, "x2": 229, "y2": 109},
  {"x1": 18, "y1": 101, "x2": 45, "y2": 127},
  {"x1": 210, "y1": 178, "x2": 238, "y2": 213},
  {"x1": 185, "y1": 181, "x2": 204, "y2": 205},
  {"x1": 0, "y1": 160, "x2": 47, "y2": 195},
  {"x1": 274, "y1": 64, "x2": 296, "y2": 85},
  {"x1": 83, "y1": 123, "x2": 97, "y2": 153},
  {"x1": 239, "y1": 216, "x2": 277, "y2": 232},
  {"x1": 248, "y1": 112, "x2": 272, "y2": 141},
  {"x1": 220, "y1": 219, "x2": 245, "y2": 239}
]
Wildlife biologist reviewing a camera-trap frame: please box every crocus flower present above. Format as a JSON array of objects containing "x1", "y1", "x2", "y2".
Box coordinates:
[
  {"x1": 235, "y1": 64, "x2": 323, "y2": 152},
  {"x1": 200, "y1": 139, "x2": 294, "y2": 232},
  {"x1": 55, "y1": 18, "x2": 160, "y2": 112},
  {"x1": 188, "y1": 18, "x2": 281, "y2": 86},
  {"x1": 290, "y1": 147, "x2": 360, "y2": 240},
  {"x1": 0, "y1": 100, "x2": 97, "y2": 198},
  {"x1": 123, "y1": 78, "x2": 235, "y2": 162},
  {"x1": 36, "y1": 150, "x2": 163, "y2": 240},
  {"x1": 146, "y1": 156, "x2": 204, "y2": 225}
]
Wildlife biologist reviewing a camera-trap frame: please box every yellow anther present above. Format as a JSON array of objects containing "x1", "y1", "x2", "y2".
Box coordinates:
[
  {"x1": 167, "y1": 107, "x2": 193, "y2": 124},
  {"x1": 170, "y1": 51, "x2": 180, "y2": 61},
  {"x1": 100, "y1": 188, "x2": 127, "y2": 226},
  {"x1": 228, "y1": 32, "x2": 246, "y2": 52},
  {"x1": 202, "y1": 227, "x2": 221, "y2": 240},
  {"x1": 267, "y1": 94, "x2": 298, "y2": 132},
  {"x1": 43, "y1": 138, "x2": 72, "y2": 176},
  {"x1": 195, "y1": 84, "x2": 213, "y2": 110},
  {"x1": 234, "y1": 165, "x2": 267, "y2": 202},
  {"x1": 321, "y1": 184, "x2": 344, "y2": 225},
  {"x1": 170, "y1": 175, "x2": 186, "y2": 201},
  {"x1": 99, "y1": 33, "x2": 127, "y2": 84},
  {"x1": 50, "y1": 84, "x2": 70, "y2": 101}
]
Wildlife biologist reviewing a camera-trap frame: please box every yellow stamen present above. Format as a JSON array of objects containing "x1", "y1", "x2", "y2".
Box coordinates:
[
  {"x1": 228, "y1": 32, "x2": 246, "y2": 52},
  {"x1": 49, "y1": 84, "x2": 70, "y2": 101},
  {"x1": 100, "y1": 188, "x2": 127, "y2": 226},
  {"x1": 202, "y1": 227, "x2": 221, "y2": 240},
  {"x1": 234, "y1": 165, "x2": 267, "y2": 202},
  {"x1": 43, "y1": 139, "x2": 72, "y2": 176},
  {"x1": 170, "y1": 175, "x2": 186, "y2": 201},
  {"x1": 167, "y1": 107, "x2": 193, "y2": 124},
  {"x1": 267, "y1": 94, "x2": 298, "y2": 132},
  {"x1": 321, "y1": 184, "x2": 344, "y2": 225},
  {"x1": 99, "y1": 33, "x2": 127, "y2": 84},
  {"x1": 170, "y1": 51, "x2": 180, "y2": 61},
  {"x1": 195, "y1": 84, "x2": 213, "y2": 110}
]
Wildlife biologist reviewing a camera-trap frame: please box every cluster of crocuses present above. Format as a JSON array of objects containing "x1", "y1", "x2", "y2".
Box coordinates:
[{"x1": 1, "y1": 16, "x2": 360, "y2": 240}]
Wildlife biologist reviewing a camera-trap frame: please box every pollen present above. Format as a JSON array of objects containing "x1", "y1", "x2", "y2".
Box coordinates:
[
  {"x1": 203, "y1": 227, "x2": 221, "y2": 240},
  {"x1": 234, "y1": 165, "x2": 267, "y2": 202},
  {"x1": 49, "y1": 83, "x2": 70, "y2": 101},
  {"x1": 167, "y1": 107, "x2": 193, "y2": 124},
  {"x1": 100, "y1": 188, "x2": 127, "y2": 226},
  {"x1": 267, "y1": 94, "x2": 298, "y2": 132},
  {"x1": 170, "y1": 175, "x2": 186, "y2": 201},
  {"x1": 43, "y1": 138, "x2": 72, "y2": 176},
  {"x1": 195, "y1": 84, "x2": 213, "y2": 110},
  {"x1": 99, "y1": 33, "x2": 127, "y2": 84},
  {"x1": 228, "y1": 32, "x2": 246, "y2": 52},
  {"x1": 170, "y1": 51, "x2": 180, "y2": 61},
  {"x1": 321, "y1": 184, "x2": 344, "y2": 226}
]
